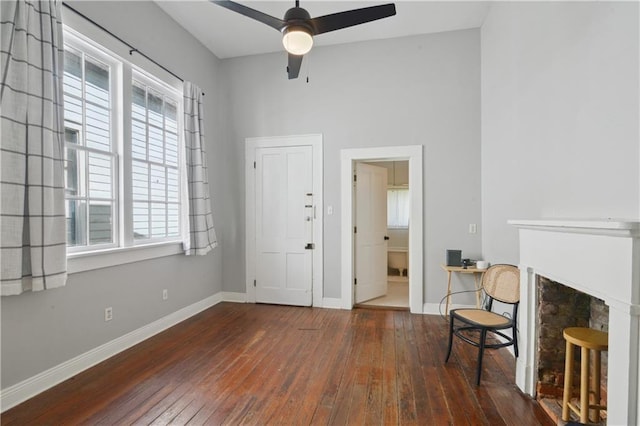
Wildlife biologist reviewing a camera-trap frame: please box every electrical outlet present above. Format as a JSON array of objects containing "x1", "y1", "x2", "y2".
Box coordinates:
[
  {"x1": 327, "y1": 205, "x2": 333, "y2": 215},
  {"x1": 104, "y1": 307, "x2": 113, "y2": 322},
  {"x1": 162, "y1": 289, "x2": 168, "y2": 300},
  {"x1": 469, "y1": 223, "x2": 477, "y2": 234}
]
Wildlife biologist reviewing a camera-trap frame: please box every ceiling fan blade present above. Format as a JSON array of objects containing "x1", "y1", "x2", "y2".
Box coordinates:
[
  {"x1": 210, "y1": 1, "x2": 285, "y2": 31},
  {"x1": 310, "y1": 4, "x2": 396, "y2": 35},
  {"x1": 287, "y1": 54, "x2": 303, "y2": 80}
]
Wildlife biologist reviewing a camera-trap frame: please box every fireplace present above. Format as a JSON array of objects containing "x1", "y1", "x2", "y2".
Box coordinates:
[
  {"x1": 536, "y1": 276, "x2": 608, "y2": 406},
  {"x1": 509, "y1": 219, "x2": 640, "y2": 426}
]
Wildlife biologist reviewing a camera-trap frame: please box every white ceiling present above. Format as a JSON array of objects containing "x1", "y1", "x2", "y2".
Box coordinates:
[{"x1": 155, "y1": 1, "x2": 491, "y2": 59}]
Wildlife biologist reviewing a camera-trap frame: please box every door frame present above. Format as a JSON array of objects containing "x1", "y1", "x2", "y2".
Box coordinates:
[
  {"x1": 340, "y1": 145, "x2": 423, "y2": 313},
  {"x1": 246, "y1": 134, "x2": 323, "y2": 306}
]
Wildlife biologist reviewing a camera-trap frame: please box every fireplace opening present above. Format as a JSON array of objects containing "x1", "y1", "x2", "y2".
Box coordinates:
[{"x1": 536, "y1": 276, "x2": 608, "y2": 423}]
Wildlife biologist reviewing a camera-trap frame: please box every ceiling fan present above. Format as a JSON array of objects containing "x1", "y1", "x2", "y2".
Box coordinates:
[{"x1": 210, "y1": 1, "x2": 397, "y2": 79}]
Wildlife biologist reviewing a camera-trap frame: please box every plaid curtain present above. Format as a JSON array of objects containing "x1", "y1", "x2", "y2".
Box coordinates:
[
  {"x1": 0, "y1": 0, "x2": 67, "y2": 295},
  {"x1": 183, "y1": 82, "x2": 217, "y2": 255}
]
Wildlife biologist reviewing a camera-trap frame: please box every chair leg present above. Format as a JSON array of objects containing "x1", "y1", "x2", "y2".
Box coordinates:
[
  {"x1": 475, "y1": 328, "x2": 487, "y2": 385},
  {"x1": 512, "y1": 324, "x2": 519, "y2": 358},
  {"x1": 445, "y1": 315, "x2": 455, "y2": 363}
]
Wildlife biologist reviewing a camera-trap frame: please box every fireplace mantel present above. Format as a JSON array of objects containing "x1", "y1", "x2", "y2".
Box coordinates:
[
  {"x1": 509, "y1": 219, "x2": 640, "y2": 237},
  {"x1": 510, "y1": 219, "x2": 640, "y2": 425}
]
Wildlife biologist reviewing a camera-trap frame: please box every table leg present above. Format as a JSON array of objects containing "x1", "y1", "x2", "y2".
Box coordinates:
[
  {"x1": 474, "y1": 274, "x2": 482, "y2": 308},
  {"x1": 445, "y1": 271, "x2": 452, "y2": 316}
]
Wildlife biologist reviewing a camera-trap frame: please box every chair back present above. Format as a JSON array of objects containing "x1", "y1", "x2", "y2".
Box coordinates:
[{"x1": 482, "y1": 264, "x2": 519, "y2": 304}]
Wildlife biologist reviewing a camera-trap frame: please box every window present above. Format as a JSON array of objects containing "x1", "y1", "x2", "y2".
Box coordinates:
[
  {"x1": 387, "y1": 188, "x2": 409, "y2": 228},
  {"x1": 63, "y1": 29, "x2": 183, "y2": 257},
  {"x1": 131, "y1": 76, "x2": 180, "y2": 241},
  {"x1": 63, "y1": 42, "x2": 119, "y2": 250}
]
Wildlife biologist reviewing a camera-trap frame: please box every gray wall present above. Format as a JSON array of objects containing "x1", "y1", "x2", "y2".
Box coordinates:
[
  {"x1": 481, "y1": 2, "x2": 640, "y2": 264},
  {"x1": 219, "y1": 29, "x2": 482, "y2": 303},
  {"x1": 1, "y1": 1, "x2": 224, "y2": 389}
]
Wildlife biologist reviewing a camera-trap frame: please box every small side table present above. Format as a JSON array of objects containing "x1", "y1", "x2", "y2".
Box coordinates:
[{"x1": 441, "y1": 264, "x2": 486, "y2": 316}]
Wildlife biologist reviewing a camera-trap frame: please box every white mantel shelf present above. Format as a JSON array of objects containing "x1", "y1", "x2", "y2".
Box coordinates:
[
  {"x1": 508, "y1": 219, "x2": 640, "y2": 237},
  {"x1": 510, "y1": 218, "x2": 640, "y2": 426}
]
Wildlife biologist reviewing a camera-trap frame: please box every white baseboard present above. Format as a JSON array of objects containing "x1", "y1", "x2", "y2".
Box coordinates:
[
  {"x1": 221, "y1": 291, "x2": 246, "y2": 303},
  {"x1": 0, "y1": 292, "x2": 228, "y2": 412},
  {"x1": 321, "y1": 297, "x2": 344, "y2": 309},
  {"x1": 220, "y1": 293, "x2": 344, "y2": 310},
  {"x1": 220, "y1": 292, "x2": 343, "y2": 310}
]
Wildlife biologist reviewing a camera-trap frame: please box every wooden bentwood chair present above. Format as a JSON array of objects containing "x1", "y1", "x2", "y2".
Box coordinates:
[{"x1": 444, "y1": 264, "x2": 520, "y2": 385}]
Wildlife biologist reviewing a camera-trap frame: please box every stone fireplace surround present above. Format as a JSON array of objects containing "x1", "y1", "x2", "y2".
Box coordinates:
[{"x1": 509, "y1": 220, "x2": 640, "y2": 426}]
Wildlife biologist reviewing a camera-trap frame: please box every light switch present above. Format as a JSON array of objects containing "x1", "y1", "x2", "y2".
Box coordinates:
[
  {"x1": 469, "y1": 224, "x2": 477, "y2": 234},
  {"x1": 327, "y1": 205, "x2": 333, "y2": 215}
]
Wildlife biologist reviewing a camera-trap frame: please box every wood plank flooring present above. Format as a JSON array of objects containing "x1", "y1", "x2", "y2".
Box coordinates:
[{"x1": 2, "y1": 303, "x2": 553, "y2": 425}]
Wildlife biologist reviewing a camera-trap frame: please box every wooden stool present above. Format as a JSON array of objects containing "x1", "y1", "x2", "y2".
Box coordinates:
[{"x1": 562, "y1": 327, "x2": 608, "y2": 424}]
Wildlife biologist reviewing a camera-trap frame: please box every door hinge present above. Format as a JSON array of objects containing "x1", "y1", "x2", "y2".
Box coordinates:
[
  {"x1": 253, "y1": 279, "x2": 256, "y2": 287},
  {"x1": 354, "y1": 226, "x2": 357, "y2": 234},
  {"x1": 253, "y1": 161, "x2": 256, "y2": 169},
  {"x1": 353, "y1": 174, "x2": 357, "y2": 182},
  {"x1": 354, "y1": 278, "x2": 357, "y2": 285}
]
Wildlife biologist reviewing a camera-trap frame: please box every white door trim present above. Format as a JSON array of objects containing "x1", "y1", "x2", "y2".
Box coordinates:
[
  {"x1": 246, "y1": 134, "x2": 323, "y2": 306},
  {"x1": 340, "y1": 145, "x2": 423, "y2": 313}
]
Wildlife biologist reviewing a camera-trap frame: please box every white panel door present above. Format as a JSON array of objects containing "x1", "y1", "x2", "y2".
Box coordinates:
[
  {"x1": 355, "y1": 162, "x2": 388, "y2": 303},
  {"x1": 255, "y1": 145, "x2": 313, "y2": 306}
]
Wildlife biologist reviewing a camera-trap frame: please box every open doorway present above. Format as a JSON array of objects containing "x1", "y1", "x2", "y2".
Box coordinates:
[
  {"x1": 356, "y1": 160, "x2": 410, "y2": 309},
  {"x1": 340, "y1": 146, "x2": 423, "y2": 314}
]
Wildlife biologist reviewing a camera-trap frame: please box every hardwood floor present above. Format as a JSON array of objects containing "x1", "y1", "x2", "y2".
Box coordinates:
[{"x1": 2, "y1": 303, "x2": 553, "y2": 425}]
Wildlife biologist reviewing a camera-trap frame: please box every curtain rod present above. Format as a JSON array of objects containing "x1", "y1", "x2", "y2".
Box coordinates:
[{"x1": 62, "y1": 2, "x2": 205, "y2": 96}]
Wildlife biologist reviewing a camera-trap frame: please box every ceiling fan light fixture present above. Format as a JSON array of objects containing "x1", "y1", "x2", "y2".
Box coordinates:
[
  {"x1": 282, "y1": 26, "x2": 313, "y2": 55},
  {"x1": 210, "y1": 1, "x2": 397, "y2": 79}
]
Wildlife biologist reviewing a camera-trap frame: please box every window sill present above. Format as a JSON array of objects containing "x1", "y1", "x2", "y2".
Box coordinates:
[{"x1": 68, "y1": 241, "x2": 184, "y2": 274}]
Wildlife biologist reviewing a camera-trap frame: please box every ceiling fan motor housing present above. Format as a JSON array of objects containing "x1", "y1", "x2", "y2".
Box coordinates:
[{"x1": 282, "y1": 7, "x2": 315, "y2": 34}]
